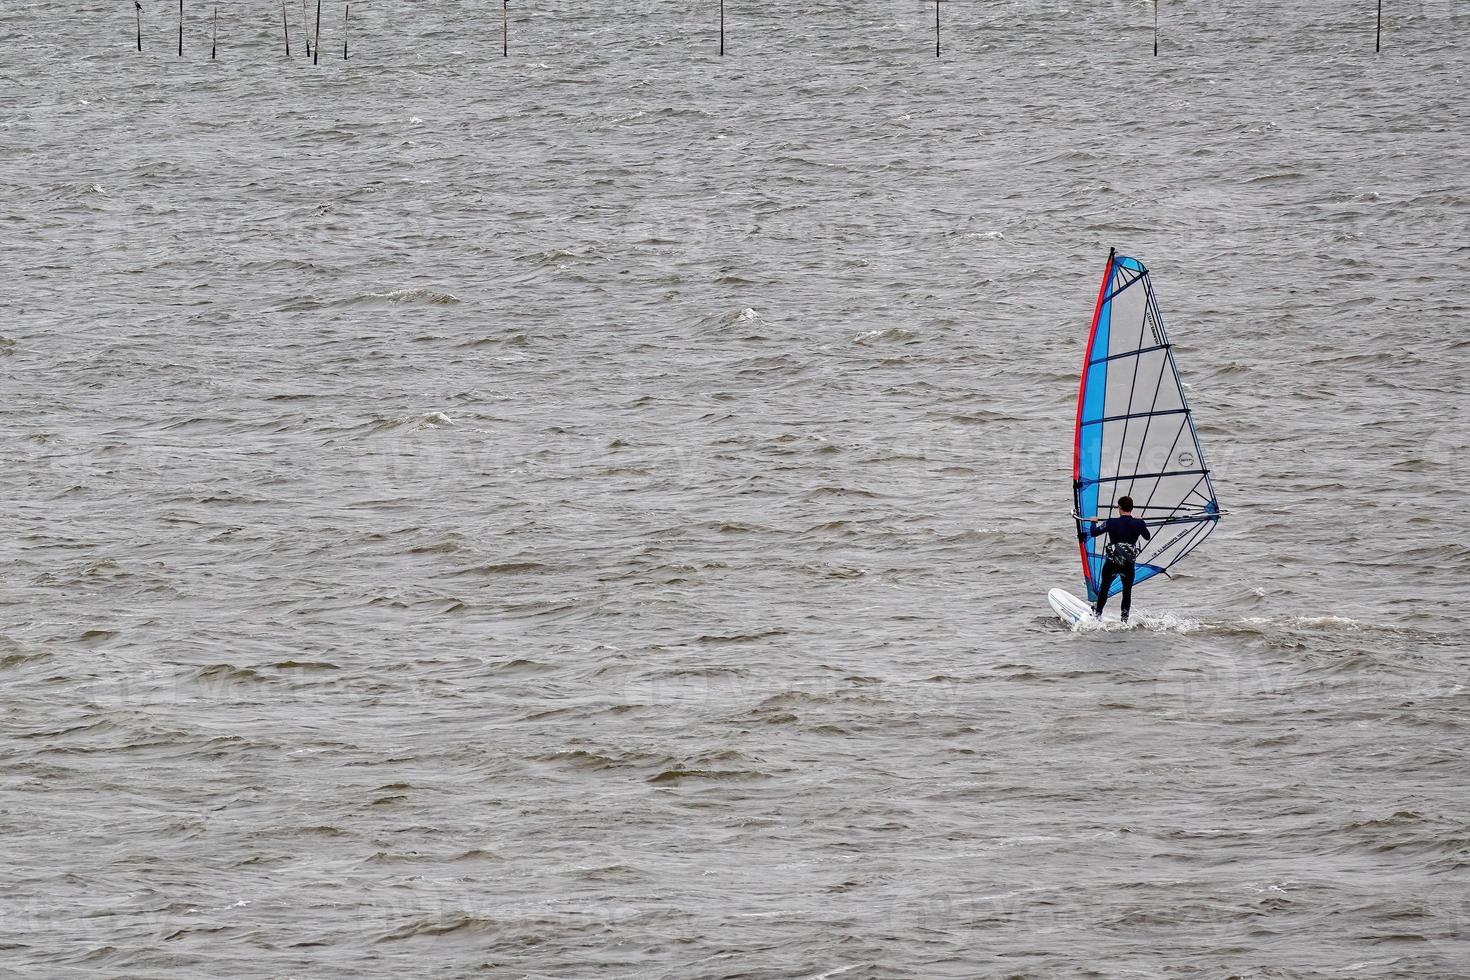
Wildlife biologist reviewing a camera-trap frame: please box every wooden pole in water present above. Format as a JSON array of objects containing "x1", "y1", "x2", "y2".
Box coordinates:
[
  {"x1": 178, "y1": 0, "x2": 183, "y2": 56},
  {"x1": 135, "y1": 1, "x2": 142, "y2": 52},
  {"x1": 1376, "y1": 0, "x2": 1382, "y2": 52},
  {"x1": 313, "y1": 0, "x2": 321, "y2": 64},
  {"x1": 719, "y1": 0, "x2": 724, "y2": 55},
  {"x1": 303, "y1": 0, "x2": 311, "y2": 57},
  {"x1": 935, "y1": 0, "x2": 940, "y2": 57},
  {"x1": 502, "y1": 0, "x2": 509, "y2": 56},
  {"x1": 211, "y1": 6, "x2": 217, "y2": 59},
  {"x1": 1153, "y1": 0, "x2": 1159, "y2": 56},
  {"x1": 281, "y1": 0, "x2": 291, "y2": 55},
  {"x1": 344, "y1": 4, "x2": 349, "y2": 59}
]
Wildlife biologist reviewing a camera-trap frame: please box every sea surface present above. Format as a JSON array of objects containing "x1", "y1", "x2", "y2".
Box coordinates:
[{"x1": 3, "y1": 0, "x2": 1469, "y2": 976}]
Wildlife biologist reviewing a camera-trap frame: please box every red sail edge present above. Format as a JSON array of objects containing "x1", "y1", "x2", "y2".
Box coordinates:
[{"x1": 1073, "y1": 248, "x2": 1115, "y2": 593}]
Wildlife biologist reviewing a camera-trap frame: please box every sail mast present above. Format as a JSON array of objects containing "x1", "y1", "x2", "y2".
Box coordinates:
[{"x1": 1073, "y1": 248, "x2": 1115, "y2": 597}]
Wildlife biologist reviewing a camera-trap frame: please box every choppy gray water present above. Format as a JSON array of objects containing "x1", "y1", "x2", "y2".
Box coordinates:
[{"x1": 3, "y1": 1, "x2": 1469, "y2": 976}]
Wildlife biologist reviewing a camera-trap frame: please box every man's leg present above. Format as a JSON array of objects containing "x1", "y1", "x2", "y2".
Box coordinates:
[
  {"x1": 1093, "y1": 560, "x2": 1117, "y2": 617},
  {"x1": 1119, "y1": 563, "x2": 1135, "y2": 623}
]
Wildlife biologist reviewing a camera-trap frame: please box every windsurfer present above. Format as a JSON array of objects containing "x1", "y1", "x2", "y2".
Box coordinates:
[{"x1": 1081, "y1": 495, "x2": 1152, "y2": 623}]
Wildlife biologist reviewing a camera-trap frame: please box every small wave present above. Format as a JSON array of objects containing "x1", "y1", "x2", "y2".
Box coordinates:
[
  {"x1": 407, "y1": 536, "x2": 466, "y2": 555},
  {"x1": 697, "y1": 307, "x2": 761, "y2": 331},
  {"x1": 800, "y1": 564, "x2": 866, "y2": 580},
  {"x1": 1389, "y1": 458, "x2": 1448, "y2": 472},
  {"x1": 542, "y1": 749, "x2": 624, "y2": 770},
  {"x1": 348, "y1": 287, "x2": 460, "y2": 306},
  {"x1": 694, "y1": 630, "x2": 787, "y2": 644},
  {"x1": 1243, "y1": 172, "x2": 1306, "y2": 183},
  {"x1": 488, "y1": 658, "x2": 557, "y2": 674},
  {"x1": 451, "y1": 848, "x2": 502, "y2": 862},
  {"x1": 800, "y1": 486, "x2": 883, "y2": 500},
  {"x1": 47, "y1": 181, "x2": 106, "y2": 200},
  {"x1": 378, "y1": 915, "x2": 500, "y2": 942},
  {"x1": 194, "y1": 664, "x2": 261, "y2": 683},
  {"x1": 457, "y1": 333, "x2": 531, "y2": 348},
  {"x1": 0, "y1": 650, "x2": 51, "y2": 670},
  {"x1": 748, "y1": 709, "x2": 799, "y2": 725},
  {"x1": 1238, "y1": 614, "x2": 1426, "y2": 637},
  {"x1": 647, "y1": 767, "x2": 768, "y2": 784},
  {"x1": 513, "y1": 247, "x2": 607, "y2": 267},
  {"x1": 853, "y1": 327, "x2": 916, "y2": 346},
  {"x1": 452, "y1": 561, "x2": 548, "y2": 576}
]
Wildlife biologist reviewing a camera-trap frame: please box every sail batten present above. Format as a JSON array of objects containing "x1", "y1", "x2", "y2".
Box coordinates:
[{"x1": 1072, "y1": 250, "x2": 1223, "y2": 602}]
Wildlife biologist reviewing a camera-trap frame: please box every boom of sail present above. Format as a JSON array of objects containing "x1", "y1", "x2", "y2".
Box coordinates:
[{"x1": 1072, "y1": 250, "x2": 1223, "y2": 601}]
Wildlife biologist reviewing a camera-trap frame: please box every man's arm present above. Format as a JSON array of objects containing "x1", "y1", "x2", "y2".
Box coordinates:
[{"x1": 1089, "y1": 519, "x2": 1108, "y2": 539}]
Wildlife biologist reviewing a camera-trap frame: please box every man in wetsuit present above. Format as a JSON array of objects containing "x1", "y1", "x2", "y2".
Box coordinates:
[{"x1": 1083, "y1": 495, "x2": 1152, "y2": 623}]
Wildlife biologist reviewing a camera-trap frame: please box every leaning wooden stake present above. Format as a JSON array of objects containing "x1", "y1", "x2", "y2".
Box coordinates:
[
  {"x1": 1376, "y1": 0, "x2": 1383, "y2": 52},
  {"x1": 313, "y1": 0, "x2": 321, "y2": 64},
  {"x1": 719, "y1": 0, "x2": 725, "y2": 55},
  {"x1": 303, "y1": 0, "x2": 312, "y2": 57},
  {"x1": 211, "y1": 6, "x2": 217, "y2": 59},
  {"x1": 178, "y1": 0, "x2": 184, "y2": 56},
  {"x1": 1153, "y1": 0, "x2": 1159, "y2": 56},
  {"x1": 135, "y1": 1, "x2": 143, "y2": 52},
  {"x1": 935, "y1": 0, "x2": 940, "y2": 57},
  {"x1": 281, "y1": 0, "x2": 291, "y2": 55},
  {"x1": 344, "y1": 4, "x2": 349, "y2": 59}
]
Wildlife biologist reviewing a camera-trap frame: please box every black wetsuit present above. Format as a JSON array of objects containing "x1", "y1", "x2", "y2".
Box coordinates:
[{"x1": 1088, "y1": 515, "x2": 1152, "y2": 622}]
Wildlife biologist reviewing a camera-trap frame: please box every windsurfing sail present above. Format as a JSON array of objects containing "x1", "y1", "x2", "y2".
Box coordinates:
[{"x1": 1073, "y1": 249, "x2": 1223, "y2": 601}]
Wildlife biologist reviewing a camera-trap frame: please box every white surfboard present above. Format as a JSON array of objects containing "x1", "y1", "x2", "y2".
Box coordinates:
[
  {"x1": 1048, "y1": 588, "x2": 1092, "y2": 626},
  {"x1": 1048, "y1": 587, "x2": 1117, "y2": 627}
]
